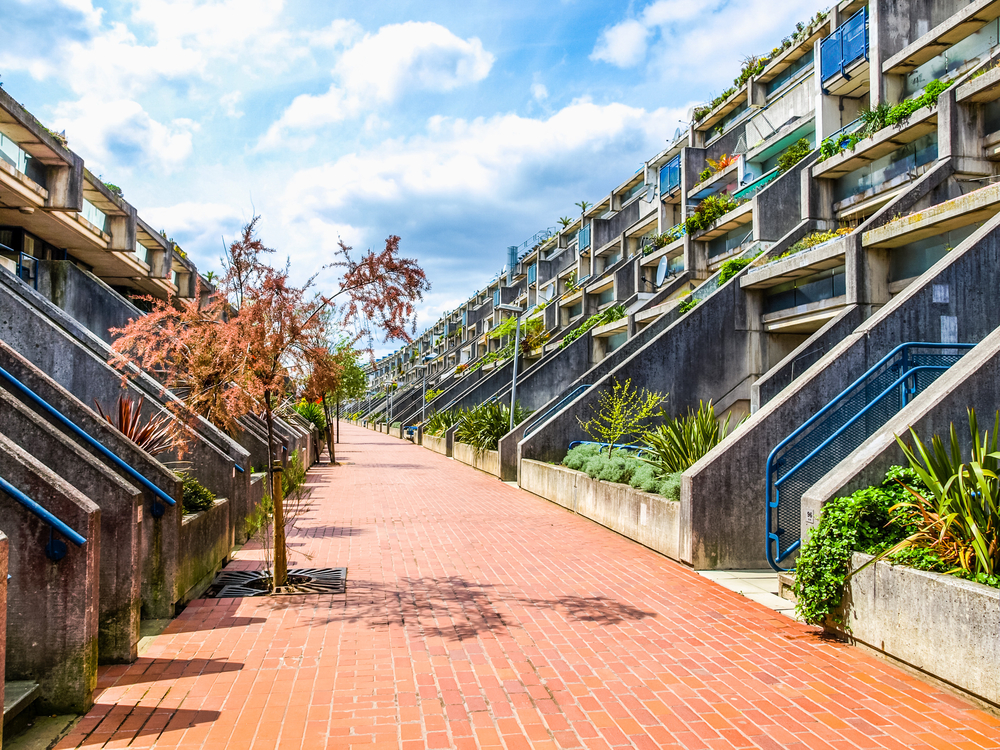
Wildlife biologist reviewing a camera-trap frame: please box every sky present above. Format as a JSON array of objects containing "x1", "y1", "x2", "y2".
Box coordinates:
[{"x1": 2, "y1": 0, "x2": 822, "y2": 353}]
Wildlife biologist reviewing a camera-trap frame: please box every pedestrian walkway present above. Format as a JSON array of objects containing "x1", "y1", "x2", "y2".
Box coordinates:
[{"x1": 57, "y1": 424, "x2": 1000, "y2": 749}]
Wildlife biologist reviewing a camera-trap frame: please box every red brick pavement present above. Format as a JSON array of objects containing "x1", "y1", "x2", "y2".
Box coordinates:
[{"x1": 59, "y1": 423, "x2": 1000, "y2": 749}]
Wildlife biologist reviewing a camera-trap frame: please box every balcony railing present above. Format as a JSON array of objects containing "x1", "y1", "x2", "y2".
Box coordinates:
[
  {"x1": 821, "y1": 8, "x2": 868, "y2": 82},
  {"x1": 733, "y1": 168, "x2": 780, "y2": 201},
  {"x1": 0, "y1": 243, "x2": 38, "y2": 290},
  {"x1": 659, "y1": 155, "x2": 681, "y2": 196},
  {"x1": 579, "y1": 224, "x2": 591, "y2": 250}
]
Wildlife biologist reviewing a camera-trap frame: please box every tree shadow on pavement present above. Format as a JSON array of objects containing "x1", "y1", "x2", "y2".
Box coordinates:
[{"x1": 258, "y1": 575, "x2": 656, "y2": 642}]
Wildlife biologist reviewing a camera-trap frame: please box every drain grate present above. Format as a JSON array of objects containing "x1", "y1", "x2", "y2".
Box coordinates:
[{"x1": 209, "y1": 568, "x2": 347, "y2": 598}]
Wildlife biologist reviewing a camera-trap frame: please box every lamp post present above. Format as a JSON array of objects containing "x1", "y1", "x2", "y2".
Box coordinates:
[{"x1": 497, "y1": 303, "x2": 525, "y2": 431}]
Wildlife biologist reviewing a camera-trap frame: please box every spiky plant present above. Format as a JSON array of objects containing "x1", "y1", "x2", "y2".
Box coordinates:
[
  {"x1": 94, "y1": 394, "x2": 173, "y2": 456},
  {"x1": 641, "y1": 401, "x2": 737, "y2": 474}
]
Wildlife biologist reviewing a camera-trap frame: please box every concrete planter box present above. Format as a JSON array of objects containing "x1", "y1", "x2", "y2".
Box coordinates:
[
  {"x1": 423, "y1": 433, "x2": 449, "y2": 456},
  {"x1": 835, "y1": 553, "x2": 1000, "y2": 706},
  {"x1": 177, "y1": 499, "x2": 232, "y2": 604},
  {"x1": 520, "y1": 459, "x2": 680, "y2": 561},
  {"x1": 453, "y1": 442, "x2": 500, "y2": 476}
]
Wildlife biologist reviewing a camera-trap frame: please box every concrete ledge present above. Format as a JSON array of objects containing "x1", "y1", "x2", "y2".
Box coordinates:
[
  {"x1": 177, "y1": 499, "x2": 232, "y2": 604},
  {"x1": 453, "y1": 443, "x2": 500, "y2": 476},
  {"x1": 835, "y1": 553, "x2": 1000, "y2": 707},
  {"x1": 520, "y1": 460, "x2": 680, "y2": 561},
  {"x1": 423, "y1": 433, "x2": 449, "y2": 457}
]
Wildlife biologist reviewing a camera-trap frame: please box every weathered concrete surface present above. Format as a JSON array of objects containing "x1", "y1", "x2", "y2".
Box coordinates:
[
  {"x1": 177, "y1": 499, "x2": 232, "y2": 605},
  {"x1": 801, "y1": 323, "x2": 1000, "y2": 538},
  {"x1": 453, "y1": 443, "x2": 500, "y2": 476},
  {"x1": 836, "y1": 553, "x2": 1000, "y2": 707},
  {"x1": 0, "y1": 340, "x2": 182, "y2": 618},
  {"x1": 520, "y1": 459, "x2": 680, "y2": 561},
  {"x1": 36, "y1": 260, "x2": 143, "y2": 344},
  {"x1": 685, "y1": 212, "x2": 1000, "y2": 570},
  {"x1": 0, "y1": 434, "x2": 99, "y2": 714},
  {"x1": 0, "y1": 531, "x2": 7, "y2": 748},
  {"x1": 422, "y1": 433, "x2": 449, "y2": 457},
  {"x1": 0, "y1": 388, "x2": 142, "y2": 664}
]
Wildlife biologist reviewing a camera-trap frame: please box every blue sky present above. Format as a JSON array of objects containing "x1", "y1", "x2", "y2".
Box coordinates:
[{"x1": 2, "y1": 0, "x2": 821, "y2": 351}]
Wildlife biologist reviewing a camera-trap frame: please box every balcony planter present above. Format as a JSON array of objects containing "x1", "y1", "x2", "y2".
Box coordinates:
[
  {"x1": 520, "y1": 460, "x2": 680, "y2": 561},
  {"x1": 832, "y1": 553, "x2": 1000, "y2": 706}
]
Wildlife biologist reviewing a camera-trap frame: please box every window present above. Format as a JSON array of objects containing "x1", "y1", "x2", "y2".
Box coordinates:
[
  {"x1": 764, "y1": 265, "x2": 846, "y2": 314},
  {"x1": 81, "y1": 199, "x2": 108, "y2": 232}
]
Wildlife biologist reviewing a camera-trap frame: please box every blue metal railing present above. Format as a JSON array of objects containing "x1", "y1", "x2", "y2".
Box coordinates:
[
  {"x1": 820, "y1": 8, "x2": 868, "y2": 82},
  {"x1": 523, "y1": 384, "x2": 592, "y2": 438},
  {"x1": 0, "y1": 366, "x2": 177, "y2": 509},
  {"x1": 734, "y1": 168, "x2": 780, "y2": 201},
  {"x1": 568, "y1": 441, "x2": 650, "y2": 456},
  {"x1": 765, "y1": 342, "x2": 975, "y2": 571},
  {"x1": 0, "y1": 474, "x2": 86, "y2": 561},
  {"x1": 659, "y1": 156, "x2": 681, "y2": 196}
]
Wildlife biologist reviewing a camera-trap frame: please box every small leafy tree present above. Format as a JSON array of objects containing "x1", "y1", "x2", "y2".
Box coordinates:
[{"x1": 578, "y1": 379, "x2": 664, "y2": 452}]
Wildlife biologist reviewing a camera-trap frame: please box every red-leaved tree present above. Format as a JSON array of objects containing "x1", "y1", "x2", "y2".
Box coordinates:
[{"x1": 110, "y1": 217, "x2": 428, "y2": 588}]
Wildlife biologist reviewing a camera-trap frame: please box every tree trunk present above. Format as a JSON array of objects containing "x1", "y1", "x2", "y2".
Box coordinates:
[
  {"x1": 323, "y1": 393, "x2": 335, "y2": 464},
  {"x1": 264, "y1": 394, "x2": 287, "y2": 588},
  {"x1": 336, "y1": 399, "x2": 340, "y2": 443}
]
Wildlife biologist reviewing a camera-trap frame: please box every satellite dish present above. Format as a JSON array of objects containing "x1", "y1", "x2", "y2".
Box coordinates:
[
  {"x1": 643, "y1": 184, "x2": 656, "y2": 202},
  {"x1": 673, "y1": 127, "x2": 683, "y2": 141},
  {"x1": 540, "y1": 286, "x2": 553, "y2": 301},
  {"x1": 655, "y1": 256, "x2": 669, "y2": 287}
]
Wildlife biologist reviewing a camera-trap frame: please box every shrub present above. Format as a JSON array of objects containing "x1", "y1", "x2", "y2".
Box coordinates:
[
  {"x1": 455, "y1": 400, "x2": 530, "y2": 453},
  {"x1": 294, "y1": 400, "x2": 326, "y2": 432},
  {"x1": 678, "y1": 297, "x2": 698, "y2": 314},
  {"x1": 793, "y1": 466, "x2": 928, "y2": 624},
  {"x1": 425, "y1": 388, "x2": 444, "y2": 402},
  {"x1": 776, "y1": 138, "x2": 812, "y2": 174},
  {"x1": 180, "y1": 472, "x2": 216, "y2": 514},
  {"x1": 770, "y1": 228, "x2": 852, "y2": 262},
  {"x1": 577, "y1": 378, "x2": 664, "y2": 450},
  {"x1": 717, "y1": 258, "x2": 751, "y2": 284},
  {"x1": 659, "y1": 472, "x2": 682, "y2": 501},
  {"x1": 684, "y1": 193, "x2": 740, "y2": 234},
  {"x1": 560, "y1": 445, "x2": 680, "y2": 500},
  {"x1": 425, "y1": 409, "x2": 459, "y2": 435},
  {"x1": 94, "y1": 394, "x2": 172, "y2": 456},
  {"x1": 559, "y1": 305, "x2": 627, "y2": 349},
  {"x1": 282, "y1": 448, "x2": 307, "y2": 498},
  {"x1": 642, "y1": 401, "x2": 736, "y2": 474}
]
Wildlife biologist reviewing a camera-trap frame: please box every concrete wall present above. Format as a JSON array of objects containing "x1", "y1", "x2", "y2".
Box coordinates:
[
  {"x1": 177, "y1": 498, "x2": 232, "y2": 604},
  {"x1": 453, "y1": 443, "x2": 500, "y2": 476},
  {"x1": 520, "y1": 460, "x2": 680, "y2": 561},
  {"x1": 836, "y1": 553, "x2": 1000, "y2": 707},
  {"x1": 685, "y1": 212, "x2": 1000, "y2": 570},
  {"x1": 0, "y1": 531, "x2": 6, "y2": 747},
  {"x1": 0, "y1": 340, "x2": 183, "y2": 618},
  {"x1": 36, "y1": 260, "x2": 143, "y2": 344},
  {"x1": 0, "y1": 434, "x2": 99, "y2": 714},
  {"x1": 0, "y1": 388, "x2": 142, "y2": 664},
  {"x1": 422, "y1": 433, "x2": 449, "y2": 456},
  {"x1": 801, "y1": 323, "x2": 1000, "y2": 537}
]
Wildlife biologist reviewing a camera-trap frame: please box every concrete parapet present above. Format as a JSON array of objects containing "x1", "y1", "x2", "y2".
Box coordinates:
[
  {"x1": 836, "y1": 553, "x2": 1000, "y2": 707},
  {"x1": 422, "y1": 433, "x2": 449, "y2": 456},
  {"x1": 520, "y1": 459, "x2": 680, "y2": 561},
  {"x1": 0, "y1": 388, "x2": 142, "y2": 663},
  {"x1": 453, "y1": 443, "x2": 500, "y2": 476},
  {"x1": 0, "y1": 433, "x2": 99, "y2": 714},
  {"x1": 0, "y1": 340, "x2": 183, "y2": 618},
  {"x1": 177, "y1": 499, "x2": 232, "y2": 604}
]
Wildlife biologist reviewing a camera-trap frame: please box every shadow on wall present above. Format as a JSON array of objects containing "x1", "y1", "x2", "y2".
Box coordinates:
[{"x1": 257, "y1": 575, "x2": 657, "y2": 642}]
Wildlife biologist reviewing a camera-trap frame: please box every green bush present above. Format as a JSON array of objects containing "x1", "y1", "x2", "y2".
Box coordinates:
[
  {"x1": 717, "y1": 258, "x2": 751, "y2": 284},
  {"x1": 793, "y1": 467, "x2": 929, "y2": 625},
  {"x1": 180, "y1": 473, "x2": 216, "y2": 514},
  {"x1": 559, "y1": 304, "x2": 627, "y2": 349},
  {"x1": 684, "y1": 193, "x2": 740, "y2": 234},
  {"x1": 561, "y1": 445, "x2": 680, "y2": 500},
  {"x1": 282, "y1": 448, "x2": 307, "y2": 498},
  {"x1": 294, "y1": 400, "x2": 327, "y2": 432},
  {"x1": 425, "y1": 409, "x2": 459, "y2": 435},
  {"x1": 776, "y1": 138, "x2": 812, "y2": 174},
  {"x1": 455, "y1": 400, "x2": 531, "y2": 453},
  {"x1": 678, "y1": 297, "x2": 698, "y2": 314},
  {"x1": 642, "y1": 401, "x2": 736, "y2": 474}
]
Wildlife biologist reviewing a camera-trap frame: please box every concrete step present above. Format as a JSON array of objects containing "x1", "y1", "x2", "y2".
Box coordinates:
[
  {"x1": 4, "y1": 680, "x2": 40, "y2": 727},
  {"x1": 778, "y1": 572, "x2": 796, "y2": 603}
]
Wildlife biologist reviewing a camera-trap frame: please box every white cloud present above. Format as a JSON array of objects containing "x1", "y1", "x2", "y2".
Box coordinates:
[
  {"x1": 590, "y1": 20, "x2": 649, "y2": 68},
  {"x1": 258, "y1": 21, "x2": 494, "y2": 148},
  {"x1": 306, "y1": 19, "x2": 364, "y2": 49},
  {"x1": 220, "y1": 91, "x2": 244, "y2": 118},
  {"x1": 52, "y1": 98, "x2": 198, "y2": 175},
  {"x1": 531, "y1": 82, "x2": 549, "y2": 101}
]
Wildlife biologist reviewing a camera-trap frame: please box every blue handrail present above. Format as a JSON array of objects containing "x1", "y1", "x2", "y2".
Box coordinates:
[
  {"x1": 0, "y1": 474, "x2": 87, "y2": 549},
  {"x1": 523, "y1": 384, "x2": 592, "y2": 437},
  {"x1": 0, "y1": 366, "x2": 176, "y2": 507},
  {"x1": 765, "y1": 342, "x2": 974, "y2": 571}
]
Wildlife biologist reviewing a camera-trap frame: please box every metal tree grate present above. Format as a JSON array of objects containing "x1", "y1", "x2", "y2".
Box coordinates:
[{"x1": 209, "y1": 568, "x2": 347, "y2": 598}]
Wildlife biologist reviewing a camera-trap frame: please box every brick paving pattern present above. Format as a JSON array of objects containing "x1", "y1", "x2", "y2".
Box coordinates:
[{"x1": 59, "y1": 423, "x2": 1000, "y2": 749}]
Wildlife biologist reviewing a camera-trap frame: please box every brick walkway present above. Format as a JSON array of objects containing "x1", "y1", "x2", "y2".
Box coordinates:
[{"x1": 60, "y1": 424, "x2": 1000, "y2": 749}]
